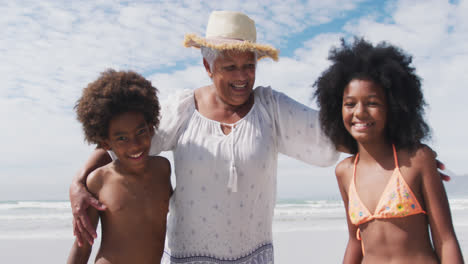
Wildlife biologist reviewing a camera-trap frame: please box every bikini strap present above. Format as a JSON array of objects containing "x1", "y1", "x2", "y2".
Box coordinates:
[
  {"x1": 356, "y1": 228, "x2": 365, "y2": 256},
  {"x1": 353, "y1": 153, "x2": 359, "y2": 179},
  {"x1": 392, "y1": 144, "x2": 399, "y2": 168}
]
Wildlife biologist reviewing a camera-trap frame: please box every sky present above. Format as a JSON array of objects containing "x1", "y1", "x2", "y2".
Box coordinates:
[{"x1": 1, "y1": 0, "x2": 467, "y2": 200}]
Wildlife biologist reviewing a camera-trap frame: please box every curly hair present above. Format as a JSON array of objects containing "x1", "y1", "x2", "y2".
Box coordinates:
[
  {"x1": 75, "y1": 69, "x2": 160, "y2": 146},
  {"x1": 313, "y1": 37, "x2": 430, "y2": 153}
]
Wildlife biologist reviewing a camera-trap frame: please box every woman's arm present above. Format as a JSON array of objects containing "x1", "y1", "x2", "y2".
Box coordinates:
[
  {"x1": 268, "y1": 88, "x2": 339, "y2": 166},
  {"x1": 69, "y1": 148, "x2": 110, "y2": 246},
  {"x1": 335, "y1": 160, "x2": 363, "y2": 264},
  {"x1": 418, "y1": 147, "x2": 463, "y2": 263}
]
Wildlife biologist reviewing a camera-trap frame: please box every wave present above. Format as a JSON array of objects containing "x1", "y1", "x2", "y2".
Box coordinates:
[
  {"x1": 0, "y1": 199, "x2": 466, "y2": 221},
  {"x1": 0, "y1": 201, "x2": 70, "y2": 210},
  {"x1": 448, "y1": 198, "x2": 468, "y2": 211},
  {"x1": 0, "y1": 213, "x2": 71, "y2": 220},
  {"x1": 0, "y1": 231, "x2": 73, "y2": 240},
  {"x1": 0, "y1": 199, "x2": 466, "y2": 239}
]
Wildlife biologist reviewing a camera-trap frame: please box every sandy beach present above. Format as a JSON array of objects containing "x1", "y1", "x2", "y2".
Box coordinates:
[
  {"x1": 1, "y1": 226, "x2": 466, "y2": 263},
  {"x1": 0, "y1": 230, "x2": 348, "y2": 263}
]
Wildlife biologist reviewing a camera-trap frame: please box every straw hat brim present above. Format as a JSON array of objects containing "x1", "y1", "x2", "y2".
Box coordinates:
[{"x1": 184, "y1": 34, "x2": 279, "y2": 61}]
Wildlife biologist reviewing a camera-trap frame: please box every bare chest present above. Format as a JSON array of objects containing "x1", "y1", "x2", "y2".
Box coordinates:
[{"x1": 100, "y1": 179, "x2": 170, "y2": 221}]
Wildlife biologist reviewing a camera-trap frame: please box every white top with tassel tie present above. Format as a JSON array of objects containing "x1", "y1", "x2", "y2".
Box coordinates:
[{"x1": 148, "y1": 86, "x2": 339, "y2": 263}]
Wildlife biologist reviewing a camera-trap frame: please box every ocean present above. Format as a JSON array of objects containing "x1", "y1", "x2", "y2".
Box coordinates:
[
  {"x1": 1, "y1": 198, "x2": 467, "y2": 240},
  {"x1": 1, "y1": 198, "x2": 467, "y2": 263}
]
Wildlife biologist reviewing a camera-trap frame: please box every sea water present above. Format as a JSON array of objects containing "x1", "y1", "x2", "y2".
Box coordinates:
[
  {"x1": 0, "y1": 201, "x2": 72, "y2": 239},
  {"x1": 1, "y1": 198, "x2": 467, "y2": 240}
]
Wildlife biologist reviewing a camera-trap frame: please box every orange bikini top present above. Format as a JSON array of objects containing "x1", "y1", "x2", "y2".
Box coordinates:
[{"x1": 348, "y1": 144, "x2": 426, "y2": 227}]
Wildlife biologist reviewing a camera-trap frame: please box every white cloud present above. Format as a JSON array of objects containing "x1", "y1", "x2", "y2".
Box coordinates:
[
  {"x1": 1, "y1": 0, "x2": 466, "y2": 200},
  {"x1": 339, "y1": 0, "x2": 468, "y2": 174},
  {"x1": 2, "y1": 0, "x2": 364, "y2": 200}
]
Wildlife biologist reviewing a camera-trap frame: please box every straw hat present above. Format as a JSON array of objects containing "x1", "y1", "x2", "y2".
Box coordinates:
[{"x1": 183, "y1": 11, "x2": 279, "y2": 61}]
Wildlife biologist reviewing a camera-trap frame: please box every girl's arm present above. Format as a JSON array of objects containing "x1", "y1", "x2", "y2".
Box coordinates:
[
  {"x1": 418, "y1": 147, "x2": 464, "y2": 263},
  {"x1": 67, "y1": 206, "x2": 100, "y2": 264},
  {"x1": 335, "y1": 160, "x2": 363, "y2": 264}
]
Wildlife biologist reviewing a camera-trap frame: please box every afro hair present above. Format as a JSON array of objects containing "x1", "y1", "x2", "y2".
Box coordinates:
[
  {"x1": 75, "y1": 69, "x2": 160, "y2": 147},
  {"x1": 314, "y1": 37, "x2": 430, "y2": 153}
]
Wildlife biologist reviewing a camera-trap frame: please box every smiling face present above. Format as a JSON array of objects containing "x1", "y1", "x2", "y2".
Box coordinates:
[
  {"x1": 103, "y1": 111, "x2": 154, "y2": 173},
  {"x1": 342, "y1": 79, "x2": 388, "y2": 146},
  {"x1": 205, "y1": 50, "x2": 256, "y2": 106}
]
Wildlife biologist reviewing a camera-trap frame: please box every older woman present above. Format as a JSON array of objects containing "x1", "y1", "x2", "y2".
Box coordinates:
[
  {"x1": 70, "y1": 11, "x2": 450, "y2": 264},
  {"x1": 71, "y1": 11, "x2": 338, "y2": 263},
  {"x1": 71, "y1": 12, "x2": 397, "y2": 264}
]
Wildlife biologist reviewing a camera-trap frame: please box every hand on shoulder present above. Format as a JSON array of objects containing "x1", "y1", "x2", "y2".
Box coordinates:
[
  {"x1": 416, "y1": 144, "x2": 452, "y2": 182},
  {"x1": 403, "y1": 145, "x2": 440, "y2": 185},
  {"x1": 415, "y1": 144, "x2": 436, "y2": 159},
  {"x1": 410, "y1": 145, "x2": 437, "y2": 169}
]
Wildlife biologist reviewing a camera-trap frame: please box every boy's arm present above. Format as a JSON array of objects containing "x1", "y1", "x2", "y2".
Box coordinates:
[
  {"x1": 418, "y1": 147, "x2": 464, "y2": 263},
  {"x1": 162, "y1": 157, "x2": 173, "y2": 196},
  {"x1": 67, "y1": 206, "x2": 100, "y2": 264},
  {"x1": 335, "y1": 160, "x2": 363, "y2": 264},
  {"x1": 69, "y1": 148, "x2": 110, "y2": 246}
]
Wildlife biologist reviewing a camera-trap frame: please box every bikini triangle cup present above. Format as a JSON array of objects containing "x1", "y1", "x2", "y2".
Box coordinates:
[{"x1": 348, "y1": 144, "x2": 426, "y2": 236}]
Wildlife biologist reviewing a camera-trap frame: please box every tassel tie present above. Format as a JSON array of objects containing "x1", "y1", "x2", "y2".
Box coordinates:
[{"x1": 224, "y1": 123, "x2": 238, "y2": 193}]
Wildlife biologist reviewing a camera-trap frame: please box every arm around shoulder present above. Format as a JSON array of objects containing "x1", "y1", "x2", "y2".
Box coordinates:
[
  {"x1": 70, "y1": 149, "x2": 110, "y2": 211},
  {"x1": 152, "y1": 89, "x2": 195, "y2": 154},
  {"x1": 417, "y1": 147, "x2": 464, "y2": 263},
  {"x1": 69, "y1": 148, "x2": 110, "y2": 246},
  {"x1": 267, "y1": 88, "x2": 339, "y2": 167},
  {"x1": 67, "y1": 169, "x2": 103, "y2": 264},
  {"x1": 67, "y1": 169, "x2": 105, "y2": 263}
]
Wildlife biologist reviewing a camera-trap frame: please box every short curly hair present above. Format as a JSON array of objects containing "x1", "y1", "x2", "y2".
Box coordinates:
[
  {"x1": 313, "y1": 37, "x2": 430, "y2": 153},
  {"x1": 75, "y1": 69, "x2": 160, "y2": 146}
]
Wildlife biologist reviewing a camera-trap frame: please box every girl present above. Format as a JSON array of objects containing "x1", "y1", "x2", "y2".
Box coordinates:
[{"x1": 314, "y1": 38, "x2": 463, "y2": 263}]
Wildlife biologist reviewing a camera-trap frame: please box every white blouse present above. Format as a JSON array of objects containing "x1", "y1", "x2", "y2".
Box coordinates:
[{"x1": 151, "y1": 86, "x2": 339, "y2": 264}]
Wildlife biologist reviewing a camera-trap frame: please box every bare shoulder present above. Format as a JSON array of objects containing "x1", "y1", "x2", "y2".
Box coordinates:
[
  {"x1": 399, "y1": 145, "x2": 438, "y2": 184},
  {"x1": 86, "y1": 164, "x2": 114, "y2": 196},
  {"x1": 415, "y1": 145, "x2": 436, "y2": 162},
  {"x1": 148, "y1": 156, "x2": 173, "y2": 195},
  {"x1": 194, "y1": 85, "x2": 212, "y2": 106},
  {"x1": 405, "y1": 145, "x2": 437, "y2": 170},
  {"x1": 335, "y1": 156, "x2": 354, "y2": 185},
  {"x1": 336, "y1": 156, "x2": 354, "y2": 176},
  {"x1": 148, "y1": 156, "x2": 171, "y2": 177},
  {"x1": 194, "y1": 85, "x2": 210, "y2": 95},
  {"x1": 86, "y1": 162, "x2": 116, "y2": 196}
]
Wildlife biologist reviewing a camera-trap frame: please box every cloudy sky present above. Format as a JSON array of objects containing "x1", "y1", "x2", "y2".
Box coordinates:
[{"x1": 1, "y1": 0, "x2": 466, "y2": 200}]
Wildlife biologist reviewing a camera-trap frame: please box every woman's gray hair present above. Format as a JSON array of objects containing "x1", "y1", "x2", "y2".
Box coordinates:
[
  {"x1": 201, "y1": 47, "x2": 223, "y2": 70},
  {"x1": 201, "y1": 47, "x2": 257, "y2": 71}
]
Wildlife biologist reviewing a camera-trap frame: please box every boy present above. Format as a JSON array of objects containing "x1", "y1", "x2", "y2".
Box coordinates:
[{"x1": 67, "y1": 70, "x2": 172, "y2": 264}]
